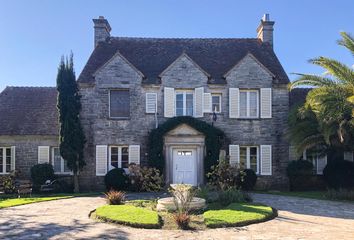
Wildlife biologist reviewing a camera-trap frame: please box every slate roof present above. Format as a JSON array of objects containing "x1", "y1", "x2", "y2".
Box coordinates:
[
  {"x1": 78, "y1": 37, "x2": 289, "y2": 85},
  {"x1": 0, "y1": 87, "x2": 59, "y2": 136},
  {"x1": 289, "y1": 88, "x2": 311, "y2": 108}
]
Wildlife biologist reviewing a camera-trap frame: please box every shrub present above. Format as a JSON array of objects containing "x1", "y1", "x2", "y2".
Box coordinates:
[
  {"x1": 170, "y1": 184, "x2": 195, "y2": 213},
  {"x1": 206, "y1": 160, "x2": 238, "y2": 191},
  {"x1": 0, "y1": 175, "x2": 16, "y2": 194},
  {"x1": 195, "y1": 186, "x2": 218, "y2": 203},
  {"x1": 128, "y1": 164, "x2": 163, "y2": 192},
  {"x1": 104, "y1": 168, "x2": 130, "y2": 191},
  {"x1": 286, "y1": 160, "x2": 314, "y2": 177},
  {"x1": 286, "y1": 160, "x2": 314, "y2": 191},
  {"x1": 105, "y1": 190, "x2": 126, "y2": 205},
  {"x1": 325, "y1": 188, "x2": 354, "y2": 201},
  {"x1": 30, "y1": 164, "x2": 55, "y2": 185},
  {"x1": 323, "y1": 160, "x2": 354, "y2": 189},
  {"x1": 173, "y1": 212, "x2": 190, "y2": 230},
  {"x1": 218, "y1": 188, "x2": 252, "y2": 206},
  {"x1": 236, "y1": 169, "x2": 258, "y2": 191}
]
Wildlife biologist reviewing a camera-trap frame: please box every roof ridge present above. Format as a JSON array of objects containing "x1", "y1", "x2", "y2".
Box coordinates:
[
  {"x1": 109, "y1": 36, "x2": 259, "y2": 41},
  {"x1": 5, "y1": 86, "x2": 56, "y2": 89}
]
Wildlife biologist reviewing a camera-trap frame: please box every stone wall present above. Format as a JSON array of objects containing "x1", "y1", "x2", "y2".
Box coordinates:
[{"x1": 79, "y1": 52, "x2": 290, "y2": 190}]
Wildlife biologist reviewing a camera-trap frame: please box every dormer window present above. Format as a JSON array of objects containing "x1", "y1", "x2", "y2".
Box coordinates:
[{"x1": 175, "y1": 90, "x2": 194, "y2": 116}]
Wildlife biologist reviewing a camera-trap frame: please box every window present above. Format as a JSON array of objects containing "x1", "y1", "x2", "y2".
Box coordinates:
[
  {"x1": 211, "y1": 94, "x2": 221, "y2": 113},
  {"x1": 0, "y1": 147, "x2": 11, "y2": 174},
  {"x1": 109, "y1": 146, "x2": 129, "y2": 169},
  {"x1": 239, "y1": 90, "x2": 259, "y2": 118},
  {"x1": 239, "y1": 146, "x2": 259, "y2": 174},
  {"x1": 52, "y1": 147, "x2": 71, "y2": 174},
  {"x1": 175, "y1": 91, "x2": 194, "y2": 116},
  {"x1": 109, "y1": 90, "x2": 130, "y2": 118}
]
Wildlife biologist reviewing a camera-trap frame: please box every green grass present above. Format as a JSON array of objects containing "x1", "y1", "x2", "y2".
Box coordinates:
[
  {"x1": 0, "y1": 192, "x2": 102, "y2": 209},
  {"x1": 203, "y1": 203, "x2": 276, "y2": 228},
  {"x1": 95, "y1": 204, "x2": 160, "y2": 229}
]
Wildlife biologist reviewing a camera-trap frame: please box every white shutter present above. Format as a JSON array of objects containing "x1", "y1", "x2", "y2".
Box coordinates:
[
  {"x1": 146, "y1": 93, "x2": 157, "y2": 113},
  {"x1": 229, "y1": 88, "x2": 239, "y2": 118},
  {"x1": 344, "y1": 151, "x2": 353, "y2": 162},
  {"x1": 229, "y1": 145, "x2": 240, "y2": 166},
  {"x1": 129, "y1": 145, "x2": 140, "y2": 165},
  {"x1": 260, "y1": 145, "x2": 272, "y2": 175},
  {"x1": 96, "y1": 145, "x2": 108, "y2": 176},
  {"x1": 260, "y1": 88, "x2": 272, "y2": 118},
  {"x1": 317, "y1": 155, "x2": 327, "y2": 175},
  {"x1": 11, "y1": 146, "x2": 15, "y2": 171},
  {"x1": 194, "y1": 87, "x2": 204, "y2": 117},
  {"x1": 203, "y1": 93, "x2": 212, "y2": 113},
  {"x1": 164, "y1": 87, "x2": 175, "y2": 117},
  {"x1": 38, "y1": 146, "x2": 50, "y2": 164}
]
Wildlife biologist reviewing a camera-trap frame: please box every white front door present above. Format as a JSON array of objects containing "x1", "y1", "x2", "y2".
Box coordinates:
[{"x1": 173, "y1": 149, "x2": 197, "y2": 186}]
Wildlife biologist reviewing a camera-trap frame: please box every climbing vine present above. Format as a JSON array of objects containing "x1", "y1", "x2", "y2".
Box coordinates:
[{"x1": 148, "y1": 116, "x2": 226, "y2": 173}]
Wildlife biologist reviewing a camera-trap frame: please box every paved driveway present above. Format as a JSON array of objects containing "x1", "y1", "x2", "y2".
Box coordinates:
[{"x1": 0, "y1": 193, "x2": 353, "y2": 240}]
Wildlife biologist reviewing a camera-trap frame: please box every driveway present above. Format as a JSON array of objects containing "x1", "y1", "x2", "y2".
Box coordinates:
[{"x1": 0, "y1": 193, "x2": 353, "y2": 240}]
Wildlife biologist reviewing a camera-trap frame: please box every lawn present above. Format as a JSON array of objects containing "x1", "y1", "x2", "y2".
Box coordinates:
[
  {"x1": 95, "y1": 204, "x2": 160, "y2": 228},
  {"x1": 0, "y1": 192, "x2": 101, "y2": 209},
  {"x1": 203, "y1": 203, "x2": 275, "y2": 228}
]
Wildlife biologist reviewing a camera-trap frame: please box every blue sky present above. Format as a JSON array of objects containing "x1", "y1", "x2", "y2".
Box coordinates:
[{"x1": 0, "y1": 0, "x2": 353, "y2": 91}]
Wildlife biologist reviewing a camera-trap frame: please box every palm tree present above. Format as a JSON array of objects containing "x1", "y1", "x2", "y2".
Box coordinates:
[{"x1": 289, "y1": 32, "x2": 354, "y2": 154}]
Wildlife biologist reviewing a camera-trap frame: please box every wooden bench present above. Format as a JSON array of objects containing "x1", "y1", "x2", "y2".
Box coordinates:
[{"x1": 15, "y1": 180, "x2": 32, "y2": 198}]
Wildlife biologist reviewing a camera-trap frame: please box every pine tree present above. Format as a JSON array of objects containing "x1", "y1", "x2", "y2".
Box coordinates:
[{"x1": 56, "y1": 54, "x2": 86, "y2": 192}]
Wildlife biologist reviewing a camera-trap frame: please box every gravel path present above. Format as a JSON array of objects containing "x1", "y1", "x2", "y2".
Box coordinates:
[{"x1": 0, "y1": 193, "x2": 353, "y2": 240}]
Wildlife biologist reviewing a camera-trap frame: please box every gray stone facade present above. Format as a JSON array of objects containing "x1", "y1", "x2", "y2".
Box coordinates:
[{"x1": 78, "y1": 49, "x2": 289, "y2": 190}]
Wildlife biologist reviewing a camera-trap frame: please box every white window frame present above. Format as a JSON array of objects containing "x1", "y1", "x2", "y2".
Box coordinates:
[
  {"x1": 211, "y1": 93, "x2": 222, "y2": 113},
  {"x1": 52, "y1": 147, "x2": 71, "y2": 175},
  {"x1": 239, "y1": 146, "x2": 259, "y2": 174},
  {"x1": 175, "y1": 90, "x2": 194, "y2": 116},
  {"x1": 109, "y1": 146, "x2": 129, "y2": 170},
  {"x1": 0, "y1": 147, "x2": 11, "y2": 174},
  {"x1": 109, "y1": 89, "x2": 130, "y2": 119},
  {"x1": 239, "y1": 90, "x2": 259, "y2": 118}
]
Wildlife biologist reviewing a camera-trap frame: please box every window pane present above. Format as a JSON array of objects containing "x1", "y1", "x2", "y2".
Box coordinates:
[
  {"x1": 110, "y1": 90, "x2": 130, "y2": 118},
  {"x1": 250, "y1": 147, "x2": 258, "y2": 173},
  {"x1": 239, "y1": 147, "x2": 247, "y2": 169},
  {"x1": 186, "y1": 94, "x2": 193, "y2": 116},
  {"x1": 110, "y1": 147, "x2": 119, "y2": 168},
  {"x1": 176, "y1": 94, "x2": 184, "y2": 116},
  {"x1": 249, "y1": 92, "x2": 258, "y2": 117},
  {"x1": 121, "y1": 147, "x2": 129, "y2": 168},
  {"x1": 240, "y1": 92, "x2": 247, "y2": 117},
  {"x1": 212, "y1": 95, "x2": 220, "y2": 112},
  {"x1": 53, "y1": 148, "x2": 62, "y2": 173},
  {"x1": 63, "y1": 159, "x2": 70, "y2": 172},
  {"x1": 0, "y1": 149, "x2": 3, "y2": 172},
  {"x1": 6, "y1": 148, "x2": 11, "y2": 173}
]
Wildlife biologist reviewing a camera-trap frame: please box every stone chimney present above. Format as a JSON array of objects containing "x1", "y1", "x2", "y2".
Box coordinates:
[
  {"x1": 257, "y1": 14, "x2": 275, "y2": 48},
  {"x1": 93, "y1": 16, "x2": 111, "y2": 48}
]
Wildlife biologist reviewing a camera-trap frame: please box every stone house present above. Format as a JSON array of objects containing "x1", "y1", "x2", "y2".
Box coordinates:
[{"x1": 0, "y1": 14, "x2": 330, "y2": 191}]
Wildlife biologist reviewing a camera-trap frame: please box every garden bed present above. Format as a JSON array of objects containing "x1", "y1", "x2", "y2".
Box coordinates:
[{"x1": 92, "y1": 200, "x2": 276, "y2": 230}]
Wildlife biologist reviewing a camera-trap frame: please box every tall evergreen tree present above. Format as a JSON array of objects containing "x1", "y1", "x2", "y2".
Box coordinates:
[{"x1": 56, "y1": 54, "x2": 86, "y2": 192}]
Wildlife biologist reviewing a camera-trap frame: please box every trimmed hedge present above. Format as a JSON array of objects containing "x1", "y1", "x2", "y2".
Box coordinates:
[
  {"x1": 104, "y1": 168, "x2": 130, "y2": 191},
  {"x1": 30, "y1": 163, "x2": 55, "y2": 185},
  {"x1": 148, "y1": 116, "x2": 226, "y2": 172},
  {"x1": 323, "y1": 160, "x2": 354, "y2": 190}
]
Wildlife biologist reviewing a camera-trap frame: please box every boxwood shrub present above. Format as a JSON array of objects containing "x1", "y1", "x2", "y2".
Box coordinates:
[
  {"x1": 323, "y1": 160, "x2": 354, "y2": 190},
  {"x1": 104, "y1": 168, "x2": 130, "y2": 191}
]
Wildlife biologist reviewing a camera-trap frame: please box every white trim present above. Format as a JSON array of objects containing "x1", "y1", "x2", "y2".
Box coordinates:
[
  {"x1": 239, "y1": 90, "x2": 259, "y2": 118},
  {"x1": 211, "y1": 93, "x2": 222, "y2": 113},
  {"x1": 52, "y1": 147, "x2": 72, "y2": 175},
  {"x1": 175, "y1": 90, "x2": 194, "y2": 116},
  {"x1": 0, "y1": 147, "x2": 12, "y2": 174},
  {"x1": 109, "y1": 89, "x2": 130, "y2": 119},
  {"x1": 108, "y1": 146, "x2": 129, "y2": 170}
]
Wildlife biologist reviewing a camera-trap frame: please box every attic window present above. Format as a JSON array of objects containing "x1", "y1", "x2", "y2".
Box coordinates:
[{"x1": 109, "y1": 89, "x2": 130, "y2": 118}]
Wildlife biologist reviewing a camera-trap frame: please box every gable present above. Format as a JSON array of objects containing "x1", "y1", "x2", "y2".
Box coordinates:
[
  {"x1": 93, "y1": 51, "x2": 144, "y2": 81},
  {"x1": 166, "y1": 124, "x2": 203, "y2": 136},
  {"x1": 159, "y1": 53, "x2": 210, "y2": 79},
  {"x1": 224, "y1": 53, "x2": 275, "y2": 79}
]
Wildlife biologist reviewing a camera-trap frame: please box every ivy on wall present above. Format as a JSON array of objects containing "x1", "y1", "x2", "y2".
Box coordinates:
[{"x1": 148, "y1": 116, "x2": 226, "y2": 173}]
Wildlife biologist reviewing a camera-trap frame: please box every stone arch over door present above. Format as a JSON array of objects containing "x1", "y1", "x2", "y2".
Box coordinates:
[{"x1": 164, "y1": 124, "x2": 205, "y2": 186}]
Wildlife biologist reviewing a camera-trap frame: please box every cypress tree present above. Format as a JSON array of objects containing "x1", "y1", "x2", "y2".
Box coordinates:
[{"x1": 56, "y1": 54, "x2": 86, "y2": 192}]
